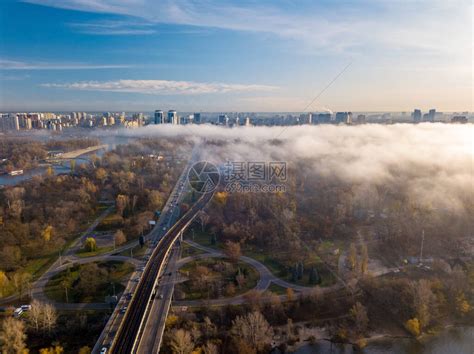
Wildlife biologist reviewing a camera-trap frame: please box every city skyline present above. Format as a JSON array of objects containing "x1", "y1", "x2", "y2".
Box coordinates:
[{"x1": 0, "y1": 0, "x2": 472, "y2": 112}]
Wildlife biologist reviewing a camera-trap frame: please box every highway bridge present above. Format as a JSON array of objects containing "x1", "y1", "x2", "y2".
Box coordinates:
[{"x1": 108, "y1": 189, "x2": 214, "y2": 354}]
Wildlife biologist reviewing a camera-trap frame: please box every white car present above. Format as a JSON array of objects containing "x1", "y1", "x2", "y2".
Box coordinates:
[{"x1": 100, "y1": 347, "x2": 108, "y2": 354}]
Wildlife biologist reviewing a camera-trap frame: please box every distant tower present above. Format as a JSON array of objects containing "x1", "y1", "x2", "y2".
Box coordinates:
[
  {"x1": 154, "y1": 110, "x2": 164, "y2": 124},
  {"x1": 428, "y1": 109, "x2": 436, "y2": 122},
  {"x1": 194, "y1": 113, "x2": 201, "y2": 124},
  {"x1": 413, "y1": 109, "x2": 422, "y2": 123},
  {"x1": 218, "y1": 114, "x2": 227, "y2": 125},
  {"x1": 167, "y1": 110, "x2": 178, "y2": 124}
]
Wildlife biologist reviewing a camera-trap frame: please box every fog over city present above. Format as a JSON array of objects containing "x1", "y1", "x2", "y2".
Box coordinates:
[{"x1": 107, "y1": 123, "x2": 473, "y2": 213}]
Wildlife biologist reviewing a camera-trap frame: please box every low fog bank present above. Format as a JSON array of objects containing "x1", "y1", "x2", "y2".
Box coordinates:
[{"x1": 113, "y1": 123, "x2": 473, "y2": 212}]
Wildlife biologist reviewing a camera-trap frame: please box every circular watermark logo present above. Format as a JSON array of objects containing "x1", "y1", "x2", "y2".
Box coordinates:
[{"x1": 187, "y1": 161, "x2": 220, "y2": 193}]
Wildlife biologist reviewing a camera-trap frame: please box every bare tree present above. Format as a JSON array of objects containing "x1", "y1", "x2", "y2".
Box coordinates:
[
  {"x1": 197, "y1": 211, "x2": 210, "y2": 232},
  {"x1": 0, "y1": 317, "x2": 27, "y2": 354},
  {"x1": 230, "y1": 311, "x2": 273, "y2": 351},
  {"x1": 202, "y1": 342, "x2": 218, "y2": 354},
  {"x1": 114, "y1": 230, "x2": 127, "y2": 247},
  {"x1": 169, "y1": 329, "x2": 194, "y2": 354},
  {"x1": 223, "y1": 241, "x2": 241, "y2": 263},
  {"x1": 411, "y1": 280, "x2": 435, "y2": 329},
  {"x1": 28, "y1": 299, "x2": 43, "y2": 331},
  {"x1": 42, "y1": 303, "x2": 57, "y2": 334},
  {"x1": 350, "y1": 302, "x2": 369, "y2": 334},
  {"x1": 360, "y1": 243, "x2": 369, "y2": 275}
]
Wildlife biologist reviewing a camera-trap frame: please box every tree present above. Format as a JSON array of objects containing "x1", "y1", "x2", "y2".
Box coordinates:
[
  {"x1": 0, "y1": 317, "x2": 27, "y2": 354},
  {"x1": 350, "y1": 302, "x2": 369, "y2": 334},
  {"x1": 114, "y1": 230, "x2": 127, "y2": 247},
  {"x1": 42, "y1": 225, "x2": 54, "y2": 242},
  {"x1": 286, "y1": 287, "x2": 295, "y2": 301},
  {"x1": 309, "y1": 267, "x2": 321, "y2": 285},
  {"x1": 12, "y1": 272, "x2": 32, "y2": 299},
  {"x1": 230, "y1": 311, "x2": 273, "y2": 351},
  {"x1": 223, "y1": 241, "x2": 241, "y2": 263},
  {"x1": 39, "y1": 346, "x2": 64, "y2": 354},
  {"x1": 360, "y1": 243, "x2": 369, "y2": 275},
  {"x1": 193, "y1": 266, "x2": 211, "y2": 292},
  {"x1": 42, "y1": 303, "x2": 57, "y2": 334},
  {"x1": 348, "y1": 243, "x2": 357, "y2": 271},
  {"x1": 76, "y1": 263, "x2": 107, "y2": 297},
  {"x1": 149, "y1": 190, "x2": 164, "y2": 210},
  {"x1": 84, "y1": 237, "x2": 97, "y2": 252},
  {"x1": 197, "y1": 211, "x2": 210, "y2": 232},
  {"x1": 405, "y1": 318, "x2": 421, "y2": 337},
  {"x1": 95, "y1": 168, "x2": 108, "y2": 184},
  {"x1": 411, "y1": 280, "x2": 434, "y2": 329},
  {"x1": 60, "y1": 270, "x2": 73, "y2": 303},
  {"x1": 46, "y1": 166, "x2": 54, "y2": 177},
  {"x1": 28, "y1": 299, "x2": 43, "y2": 331},
  {"x1": 202, "y1": 342, "x2": 218, "y2": 354},
  {"x1": 297, "y1": 262, "x2": 304, "y2": 280},
  {"x1": 169, "y1": 329, "x2": 194, "y2": 354},
  {"x1": 455, "y1": 292, "x2": 471, "y2": 316},
  {"x1": 116, "y1": 194, "x2": 129, "y2": 216},
  {"x1": 78, "y1": 346, "x2": 91, "y2": 354},
  {"x1": 70, "y1": 159, "x2": 76, "y2": 172},
  {"x1": 0, "y1": 271, "x2": 9, "y2": 297}
]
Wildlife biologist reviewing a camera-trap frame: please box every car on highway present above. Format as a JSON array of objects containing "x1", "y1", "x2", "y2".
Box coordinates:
[
  {"x1": 120, "y1": 306, "x2": 128, "y2": 314},
  {"x1": 100, "y1": 347, "x2": 108, "y2": 354},
  {"x1": 158, "y1": 294, "x2": 164, "y2": 299}
]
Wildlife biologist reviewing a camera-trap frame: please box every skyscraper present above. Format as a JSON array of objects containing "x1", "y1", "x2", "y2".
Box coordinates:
[
  {"x1": 413, "y1": 109, "x2": 422, "y2": 123},
  {"x1": 167, "y1": 110, "x2": 178, "y2": 124},
  {"x1": 154, "y1": 110, "x2": 164, "y2": 124},
  {"x1": 428, "y1": 109, "x2": 436, "y2": 122}
]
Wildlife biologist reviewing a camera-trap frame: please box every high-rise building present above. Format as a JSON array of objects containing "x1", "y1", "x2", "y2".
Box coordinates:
[
  {"x1": 316, "y1": 113, "x2": 331, "y2": 123},
  {"x1": 356, "y1": 115, "x2": 366, "y2": 124},
  {"x1": 335, "y1": 112, "x2": 351, "y2": 124},
  {"x1": 154, "y1": 110, "x2": 164, "y2": 124},
  {"x1": 218, "y1": 114, "x2": 230, "y2": 125},
  {"x1": 167, "y1": 110, "x2": 178, "y2": 124},
  {"x1": 413, "y1": 109, "x2": 422, "y2": 123},
  {"x1": 427, "y1": 109, "x2": 436, "y2": 122}
]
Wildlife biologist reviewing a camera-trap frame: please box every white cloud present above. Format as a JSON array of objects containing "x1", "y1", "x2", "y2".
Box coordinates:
[
  {"x1": 69, "y1": 20, "x2": 156, "y2": 35},
  {"x1": 0, "y1": 59, "x2": 131, "y2": 70},
  {"x1": 41, "y1": 79, "x2": 279, "y2": 94},
  {"x1": 22, "y1": 0, "x2": 471, "y2": 55}
]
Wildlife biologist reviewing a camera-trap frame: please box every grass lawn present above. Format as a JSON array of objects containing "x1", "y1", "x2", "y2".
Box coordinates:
[
  {"x1": 186, "y1": 229, "x2": 337, "y2": 287},
  {"x1": 185, "y1": 229, "x2": 221, "y2": 250},
  {"x1": 177, "y1": 258, "x2": 259, "y2": 301},
  {"x1": 266, "y1": 282, "x2": 288, "y2": 295},
  {"x1": 75, "y1": 245, "x2": 115, "y2": 258},
  {"x1": 44, "y1": 261, "x2": 134, "y2": 303},
  {"x1": 95, "y1": 212, "x2": 123, "y2": 232},
  {"x1": 181, "y1": 242, "x2": 206, "y2": 258},
  {"x1": 117, "y1": 243, "x2": 148, "y2": 258}
]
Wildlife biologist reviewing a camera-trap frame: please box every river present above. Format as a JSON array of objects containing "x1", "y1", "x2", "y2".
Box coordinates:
[
  {"x1": 0, "y1": 149, "x2": 106, "y2": 187},
  {"x1": 293, "y1": 326, "x2": 473, "y2": 354}
]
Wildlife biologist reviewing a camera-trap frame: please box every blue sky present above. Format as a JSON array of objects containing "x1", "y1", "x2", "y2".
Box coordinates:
[{"x1": 0, "y1": 0, "x2": 471, "y2": 112}]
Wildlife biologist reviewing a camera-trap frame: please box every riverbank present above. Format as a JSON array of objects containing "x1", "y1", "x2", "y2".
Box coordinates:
[
  {"x1": 289, "y1": 324, "x2": 473, "y2": 353},
  {"x1": 54, "y1": 144, "x2": 108, "y2": 159}
]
